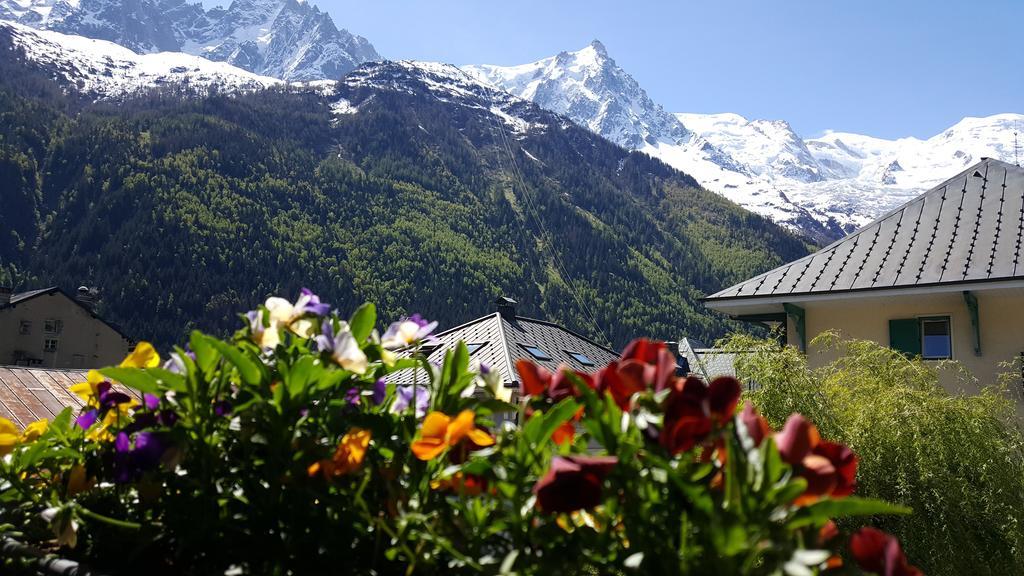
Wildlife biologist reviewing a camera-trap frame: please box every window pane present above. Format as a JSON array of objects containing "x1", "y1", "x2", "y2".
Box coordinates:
[
  {"x1": 466, "y1": 343, "x2": 485, "y2": 355},
  {"x1": 523, "y1": 345, "x2": 552, "y2": 361},
  {"x1": 567, "y1": 351, "x2": 594, "y2": 366},
  {"x1": 921, "y1": 318, "x2": 951, "y2": 359}
]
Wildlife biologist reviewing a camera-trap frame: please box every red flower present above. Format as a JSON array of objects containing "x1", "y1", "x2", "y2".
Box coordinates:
[
  {"x1": 618, "y1": 339, "x2": 679, "y2": 392},
  {"x1": 739, "y1": 401, "x2": 771, "y2": 446},
  {"x1": 775, "y1": 414, "x2": 857, "y2": 503},
  {"x1": 850, "y1": 527, "x2": 923, "y2": 576},
  {"x1": 661, "y1": 376, "x2": 741, "y2": 455},
  {"x1": 517, "y1": 360, "x2": 594, "y2": 401},
  {"x1": 533, "y1": 455, "x2": 618, "y2": 513}
]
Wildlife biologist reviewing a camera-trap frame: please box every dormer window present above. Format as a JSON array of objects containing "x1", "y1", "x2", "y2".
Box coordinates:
[
  {"x1": 466, "y1": 342, "x2": 486, "y2": 355},
  {"x1": 566, "y1": 351, "x2": 595, "y2": 367},
  {"x1": 521, "y1": 344, "x2": 552, "y2": 361}
]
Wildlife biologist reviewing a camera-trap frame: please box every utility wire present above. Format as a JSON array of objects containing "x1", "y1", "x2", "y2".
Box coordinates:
[{"x1": 485, "y1": 108, "x2": 612, "y2": 347}]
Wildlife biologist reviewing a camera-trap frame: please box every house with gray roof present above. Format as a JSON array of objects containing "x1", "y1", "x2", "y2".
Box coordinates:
[
  {"x1": 390, "y1": 297, "x2": 619, "y2": 403},
  {"x1": 1, "y1": 286, "x2": 130, "y2": 369},
  {"x1": 704, "y1": 159, "x2": 1024, "y2": 406}
]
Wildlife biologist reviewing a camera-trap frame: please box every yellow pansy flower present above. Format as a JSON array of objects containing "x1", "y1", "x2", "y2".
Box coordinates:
[
  {"x1": 0, "y1": 417, "x2": 19, "y2": 456},
  {"x1": 120, "y1": 341, "x2": 160, "y2": 369},
  {"x1": 20, "y1": 419, "x2": 48, "y2": 442},
  {"x1": 69, "y1": 370, "x2": 106, "y2": 406}
]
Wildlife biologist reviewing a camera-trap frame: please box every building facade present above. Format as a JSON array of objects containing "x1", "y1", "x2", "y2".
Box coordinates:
[
  {"x1": 703, "y1": 160, "x2": 1024, "y2": 412},
  {"x1": 0, "y1": 287, "x2": 131, "y2": 369}
]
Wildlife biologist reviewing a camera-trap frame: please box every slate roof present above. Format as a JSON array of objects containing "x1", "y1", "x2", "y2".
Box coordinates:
[
  {"x1": 0, "y1": 367, "x2": 136, "y2": 429},
  {"x1": 388, "y1": 312, "x2": 619, "y2": 392},
  {"x1": 706, "y1": 159, "x2": 1024, "y2": 303}
]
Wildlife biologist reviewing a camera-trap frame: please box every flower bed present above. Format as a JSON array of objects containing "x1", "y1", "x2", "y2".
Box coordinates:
[{"x1": 0, "y1": 291, "x2": 921, "y2": 575}]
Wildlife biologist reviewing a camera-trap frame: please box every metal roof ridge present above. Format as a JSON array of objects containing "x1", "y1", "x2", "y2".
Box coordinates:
[{"x1": 494, "y1": 315, "x2": 517, "y2": 384}]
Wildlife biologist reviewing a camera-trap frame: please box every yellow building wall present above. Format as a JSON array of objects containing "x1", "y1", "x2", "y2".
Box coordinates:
[
  {"x1": 788, "y1": 287, "x2": 1024, "y2": 414},
  {"x1": 0, "y1": 291, "x2": 130, "y2": 369}
]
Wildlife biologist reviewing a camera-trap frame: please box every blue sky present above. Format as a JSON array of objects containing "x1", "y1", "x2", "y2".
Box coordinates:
[{"x1": 292, "y1": 0, "x2": 1020, "y2": 139}]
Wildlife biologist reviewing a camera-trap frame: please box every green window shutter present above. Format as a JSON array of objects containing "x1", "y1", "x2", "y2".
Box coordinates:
[{"x1": 889, "y1": 318, "x2": 921, "y2": 357}]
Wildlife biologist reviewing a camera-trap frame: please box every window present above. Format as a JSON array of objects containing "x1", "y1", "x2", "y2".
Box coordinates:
[
  {"x1": 44, "y1": 319, "x2": 63, "y2": 334},
  {"x1": 521, "y1": 345, "x2": 552, "y2": 361},
  {"x1": 44, "y1": 338, "x2": 59, "y2": 353},
  {"x1": 566, "y1": 351, "x2": 595, "y2": 367},
  {"x1": 18, "y1": 320, "x2": 31, "y2": 335},
  {"x1": 921, "y1": 317, "x2": 952, "y2": 360},
  {"x1": 466, "y1": 342, "x2": 486, "y2": 355},
  {"x1": 889, "y1": 316, "x2": 952, "y2": 360}
]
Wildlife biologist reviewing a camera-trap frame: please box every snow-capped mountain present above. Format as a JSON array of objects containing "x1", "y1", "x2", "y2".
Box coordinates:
[
  {"x1": 463, "y1": 40, "x2": 689, "y2": 150},
  {"x1": 0, "y1": 0, "x2": 378, "y2": 81},
  {"x1": 1, "y1": 19, "x2": 281, "y2": 97},
  {"x1": 464, "y1": 43, "x2": 846, "y2": 242},
  {"x1": 337, "y1": 60, "x2": 551, "y2": 136},
  {"x1": 466, "y1": 42, "x2": 1024, "y2": 242}
]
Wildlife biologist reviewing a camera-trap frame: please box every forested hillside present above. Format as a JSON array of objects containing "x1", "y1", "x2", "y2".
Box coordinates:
[{"x1": 0, "y1": 37, "x2": 810, "y2": 349}]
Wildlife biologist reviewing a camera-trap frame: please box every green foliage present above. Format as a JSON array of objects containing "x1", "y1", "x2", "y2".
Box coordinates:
[
  {"x1": 0, "y1": 297, "x2": 910, "y2": 575},
  {"x1": 722, "y1": 331, "x2": 1024, "y2": 576},
  {"x1": 0, "y1": 37, "x2": 809, "y2": 350}
]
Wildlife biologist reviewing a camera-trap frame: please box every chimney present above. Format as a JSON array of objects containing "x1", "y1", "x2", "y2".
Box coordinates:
[
  {"x1": 495, "y1": 296, "x2": 517, "y2": 320},
  {"x1": 0, "y1": 285, "x2": 10, "y2": 306},
  {"x1": 76, "y1": 286, "x2": 97, "y2": 310}
]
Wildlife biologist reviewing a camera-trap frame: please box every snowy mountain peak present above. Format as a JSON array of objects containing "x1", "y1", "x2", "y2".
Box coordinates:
[
  {"x1": 341, "y1": 60, "x2": 548, "y2": 135},
  {"x1": 463, "y1": 41, "x2": 689, "y2": 150},
  {"x1": 0, "y1": 19, "x2": 281, "y2": 98},
  {"x1": 468, "y1": 43, "x2": 1023, "y2": 243},
  {"x1": 0, "y1": 0, "x2": 379, "y2": 81}
]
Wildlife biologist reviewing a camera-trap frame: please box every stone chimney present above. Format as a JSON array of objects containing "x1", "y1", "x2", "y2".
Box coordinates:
[
  {"x1": 76, "y1": 286, "x2": 97, "y2": 311},
  {"x1": 0, "y1": 285, "x2": 11, "y2": 306},
  {"x1": 495, "y1": 296, "x2": 517, "y2": 320}
]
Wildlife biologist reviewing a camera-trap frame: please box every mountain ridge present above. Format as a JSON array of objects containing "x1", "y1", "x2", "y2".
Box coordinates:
[
  {"x1": 0, "y1": 0, "x2": 378, "y2": 80},
  {"x1": 467, "y1": 41, "x2": 1023, "y2": 242}
]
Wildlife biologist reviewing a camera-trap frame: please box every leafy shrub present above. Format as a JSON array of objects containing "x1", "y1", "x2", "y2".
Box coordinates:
[
  {"x1": 723, "y1": 331, "x2": 1024, "y2": 576},
  {"x1": 1, "y1": 294, "x2": 919, "y2": 575}
]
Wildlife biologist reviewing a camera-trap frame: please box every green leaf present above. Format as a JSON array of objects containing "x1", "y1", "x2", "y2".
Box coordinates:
[
  {"x1": 789, "y1": 496, "x2": 912, "y2": 528},
  {"x1": 98, "y1": 367, "x2": 161, "y2": 395},
  {"x1": 535, "y1": 398, "x2": 580, "y2": 448},
  {"x1": 349, "y1": 303, "x2": 377, "y2": 342},
  {"x1": 284, "y1": 356, "x2": 317, "y2": 400},
  {"x1": 189, "y1": 331, "x2": 219, "y2": 376},
  {"x1": 208, "y1": 338, "x2": 264, "y2": 385}
]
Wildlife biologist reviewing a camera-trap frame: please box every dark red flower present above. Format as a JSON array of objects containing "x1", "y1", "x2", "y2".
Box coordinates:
[
  {"x1": 850, "y1": 527, "x2": 923, "y2": 576},
  {"x1": 660, "y1": 376, "x2": 741, "y2": 455},
  {"x1": 776, "y1": 413, "x2": 820, "y2": 464},
  {"x1": 739, "y1": 401, "x2": 771, "y2": 446},
  {"x1": 517, "y1": 360, "x2": 594, "y2": 402},
  {"x1": 533, "y1": 455, "x2": 618, "y2": 513},
  {"x1": 775, "y1": 414, "x2": 858, "y2": 503},
  {"x1": 619, "y1": 339, "x2": 679, "y2": 392}
]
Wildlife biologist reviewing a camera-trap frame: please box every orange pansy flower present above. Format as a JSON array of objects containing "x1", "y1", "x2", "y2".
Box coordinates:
[
  {"x1": 411, "y1": 410, "x2": 494, "y2": 461},
  {"x1": 308, "y1": 428, "x2": 372, "y2": 479}
]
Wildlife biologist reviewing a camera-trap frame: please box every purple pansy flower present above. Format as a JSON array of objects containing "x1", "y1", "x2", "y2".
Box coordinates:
[
  {"x1": 392, "y1": 385, "x2": 430, "y2": 418},
  {"x1": 143, "y1": 393, "x2": 160, "y2": 410},
  {"x1": 345, "y1": 387, "x2": 361, "y2": 407},
  {"x1": 112, "y1": 431, "x2": 166, "y2": 483},
  {"x1": 213, "y1": 400, "x2": 233, "y2": 417},
  {"x1": 295, "y1": 288, "x2": 330, "y2": 317},
  {"x1": 372, "y1": 378, "x2": 387, "y2": 405},
  {"x1": 315, "y1": 320, "x2": 368, "y2": 374},
  {"x1": 381, "y1": 314, "x2": 439, "y2": 350},
  {"x1": 97, "y1": 382, "x2": 131, "y2": 411},
  {"x1": 75, "y1": 410, "x2": 99, "y2": 430}
]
